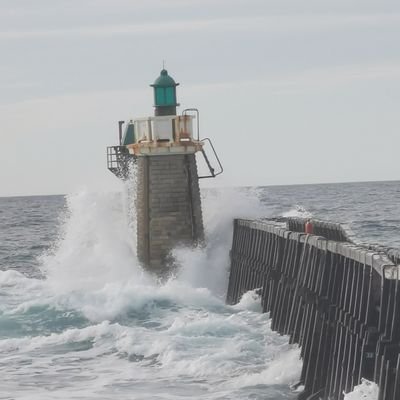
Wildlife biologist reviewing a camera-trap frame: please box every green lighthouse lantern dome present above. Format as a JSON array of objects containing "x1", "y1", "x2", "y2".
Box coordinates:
[{"x1": 151, "y1": 69, "x2": 180, "y2": 116}]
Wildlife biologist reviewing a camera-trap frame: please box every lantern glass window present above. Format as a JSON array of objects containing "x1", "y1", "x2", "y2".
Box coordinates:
[
  {"x1": 165, "y1": 87, "x2": 175, "y2": 104},
  {"x1": 155, "y1": 87, "x2": 165, "y2": 105}
]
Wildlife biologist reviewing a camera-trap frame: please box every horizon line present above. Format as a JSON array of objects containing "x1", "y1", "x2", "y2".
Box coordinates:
[{"x1": 0, "y1": 178, "x2": 398, "y2": 199}]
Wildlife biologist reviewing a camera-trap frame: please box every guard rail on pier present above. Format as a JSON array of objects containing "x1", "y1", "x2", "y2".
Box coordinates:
[
  {"x1": 286, "y1": 217, "x2": 400, "y2": 265},
  {"x1": 227, "y1": 218, "x2": 400, "y2": 400}
]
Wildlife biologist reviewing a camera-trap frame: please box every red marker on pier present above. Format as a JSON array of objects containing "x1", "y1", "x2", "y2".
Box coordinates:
[{"x1": 305, "y1": 219, "x2": 313, "y2": 234}]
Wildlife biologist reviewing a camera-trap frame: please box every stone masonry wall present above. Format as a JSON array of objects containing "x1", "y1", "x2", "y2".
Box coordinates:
[{"x1": 136, "y1": 154, "x2": 204, "y2": 270}]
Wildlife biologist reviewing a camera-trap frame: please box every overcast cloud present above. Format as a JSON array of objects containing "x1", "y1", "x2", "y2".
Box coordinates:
[{"x1": 0, "y1": 0, "x2": 399, "y2": 196}]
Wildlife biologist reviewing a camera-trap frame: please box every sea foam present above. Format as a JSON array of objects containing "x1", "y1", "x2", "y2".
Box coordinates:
[
  {"x1": 344, "y1": 379, "x2": 379, "y2": 400},
  {"x1": 0, "y1": 185, "x2": 304, "y2": 399}
]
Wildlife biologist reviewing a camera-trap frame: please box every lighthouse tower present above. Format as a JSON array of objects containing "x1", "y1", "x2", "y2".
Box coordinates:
[{"x1": 107, "y1": 69, "x2": 222, "y2": 272}]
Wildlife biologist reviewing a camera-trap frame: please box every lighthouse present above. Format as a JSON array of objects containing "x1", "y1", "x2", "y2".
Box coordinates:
[{"x1": 107, "y1": 69, "x2": 222, "y2": 272}]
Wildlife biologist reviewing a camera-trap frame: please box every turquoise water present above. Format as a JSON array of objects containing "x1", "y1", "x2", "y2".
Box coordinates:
[{"x1": 0, "y1": 181, "x2": 398, "y2": 399}]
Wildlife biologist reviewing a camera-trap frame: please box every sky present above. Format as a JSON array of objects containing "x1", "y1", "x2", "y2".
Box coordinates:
[{"x1": 0, "y1": 0, "x2": 399, "y2": 196}]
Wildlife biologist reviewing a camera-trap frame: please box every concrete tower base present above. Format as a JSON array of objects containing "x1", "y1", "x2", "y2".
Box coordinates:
[{"x1": 136, "y1": 154, "x2": 204, "y2": 271}]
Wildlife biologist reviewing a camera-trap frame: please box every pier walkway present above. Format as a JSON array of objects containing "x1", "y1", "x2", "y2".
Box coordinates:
[{"x1": 227, "y1": 218, "x2": 400, "y2": 400}]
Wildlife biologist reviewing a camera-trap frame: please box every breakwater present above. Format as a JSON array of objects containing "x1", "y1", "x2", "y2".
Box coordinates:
[{"x1": 227, "y1": 218, "x2": 400, "y2": 400}]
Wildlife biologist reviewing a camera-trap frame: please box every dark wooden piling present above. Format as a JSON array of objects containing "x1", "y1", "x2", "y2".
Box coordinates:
[{"x1": 226, "y1": 219, "x2": 400, "y2": 400}]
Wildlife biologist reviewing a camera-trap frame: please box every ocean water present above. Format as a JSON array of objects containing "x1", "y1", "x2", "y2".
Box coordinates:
[{"x1": 0, "y1": 180, "x2": 398, "y2": 400}]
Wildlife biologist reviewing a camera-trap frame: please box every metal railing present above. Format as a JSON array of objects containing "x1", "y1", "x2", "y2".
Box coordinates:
[
  {"x1": 287, "y1": 217, "x2": 400, "y2": 265},
  {"x1": 286, "y1": 217, "x2": 351, "y2": 242},
  {"x1": 106, "y1": 146, "x2": 136, "y2": 180},
  {"x1": 198, "y1": 138, "x2": 224, "y2": 179}
]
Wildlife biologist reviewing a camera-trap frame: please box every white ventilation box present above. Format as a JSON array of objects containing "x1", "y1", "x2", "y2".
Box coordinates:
[
  {"x1": 151, "y1": 116, "x2": 174, "y2": 141},
  {"x1": 135, "y1": 118, "x2": 151, "y2": 142}
]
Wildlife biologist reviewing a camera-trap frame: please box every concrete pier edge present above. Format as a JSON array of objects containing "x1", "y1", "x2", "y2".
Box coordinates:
[{"x1": 227, "y1": 218, "x2": 400, "y2": 400}]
